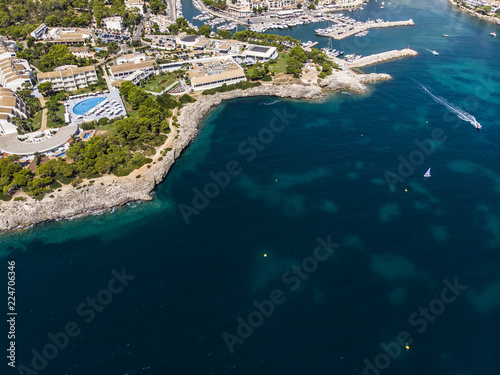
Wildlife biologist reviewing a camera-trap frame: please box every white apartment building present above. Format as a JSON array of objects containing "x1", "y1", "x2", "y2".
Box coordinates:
[
  {"x1": 0, "y1": 58, "x2": 34, "y2": 91},
  {"x1": 37, "y1": 66, "x2": 98, "y2": 92},
  {"x1": 109, "y1": 60, "x2": 156, "y2": 84},
  {"x1": 116, "y1": 53, "x2": 147, "y2": 65},
  {"x1": 102, "y1": 17, "x2": 125, "y2": 31},
  {"x1": 0, "y1": 88, "x2": 30, "y2": 135},
  {"x1": 0, "y1": 37, "x2": 17, "y2": 61},
  {"x1": 125, "y1": 0, "x2": 145, "y2": 14}
]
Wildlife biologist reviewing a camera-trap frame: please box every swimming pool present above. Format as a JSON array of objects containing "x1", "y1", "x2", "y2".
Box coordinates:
[{"x1": 72, "y1": 97, "x2": 105, "y2": 115}]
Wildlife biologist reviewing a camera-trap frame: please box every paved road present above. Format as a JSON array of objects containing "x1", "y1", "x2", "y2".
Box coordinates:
[
  {"x1": 38, "y1": 96, "x2": 48, "y2": 132},
  {"x1": 133, "y1": 13, "x2": 148, "y2": 41},
  {"x1": 0, "y1": 125, "x2": 78, "y2": 155}
]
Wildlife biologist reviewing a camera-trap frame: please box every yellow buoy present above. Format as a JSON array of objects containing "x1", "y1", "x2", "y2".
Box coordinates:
[
  {"x1": 264, "y1": 254, "x2": 267, "y2": 257},
  {"x1": 406, "y1": 344, "x2": 410, "y2": 350},
  {"x1": 405, "y1": 188, "x2": 408, "y2": 192}
]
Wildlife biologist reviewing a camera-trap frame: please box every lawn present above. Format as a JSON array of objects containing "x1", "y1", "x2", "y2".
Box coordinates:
[
  {"x1": 97, "y1": 122, "x2": 117, "y2": 134},
  {"x1": 271, "y1": 52, "x2": 289, "y2": 74},
  {"x1": 32, "y1": 110, "x2": 43, "y2": 130},
  {"x1": 46, "y1": 103, "x2": 65, "y2": 128},
  {"x1": 123, "y1": 98, "x2": 138, "y2": 118},
  {"x1": 142, "y1": 74, "x2": 178, "y2": 93}
]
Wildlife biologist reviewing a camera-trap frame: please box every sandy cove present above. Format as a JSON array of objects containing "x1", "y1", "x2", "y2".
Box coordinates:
[{"x1": 0, "y1": 70, "x2": 395, "y2": 232}]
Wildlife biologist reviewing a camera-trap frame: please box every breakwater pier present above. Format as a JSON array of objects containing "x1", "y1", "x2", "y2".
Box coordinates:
[
  {"x1": 326, "y1": 19, "x2": 415, "y2": 40},
  {"x1": 347, "y1": 48, "x2": 418, "y2": 68}
]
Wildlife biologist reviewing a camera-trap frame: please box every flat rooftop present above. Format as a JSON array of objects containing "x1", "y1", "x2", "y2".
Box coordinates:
[
  {"x1": 180, "y1": 35, "x2": 199, "y2": 43},
  {"x1": 249, "y1": 45, "x2": 271, "y2": 53}
]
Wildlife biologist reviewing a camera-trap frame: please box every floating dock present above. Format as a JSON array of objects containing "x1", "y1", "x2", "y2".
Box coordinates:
[
  {"x1": 347, "y1": 49, "x2": 418, "y2": 68},
  {"x1": 329, "y1": 19, "x2": 415, "y2": 40}
]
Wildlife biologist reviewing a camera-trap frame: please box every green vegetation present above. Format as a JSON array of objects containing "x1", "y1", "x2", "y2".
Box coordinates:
[
  {"x1": 149, "y1": 0, "x2": 167, "y2": 14},
  {"x1": 202, "y1": 81, "x2": 261, "y2": 95},
  {"x1": 203, "y1": 0, "x2": 227, "y2": 10},
  {"x1": 46, "y1": 100, "x2": 65, "y2": 128},
  {"x1": 199, "y1": 24, "x2": 211, "y2": 37},
  {"x1": 285, "y1": 46, "x2": 338, "y2": 78},
  {"x1": 0, "y1": 84, "x2": 190, "y2": 199},
  {"x1": 245, "y1": 61, "x2": 272, "y2": 81},
  {"x1": 217, "y1": 29, "x2": 231, "y2": 39},
  {"x1": 18, "y1": 44, "x2": 96, "y2": 72},
  {"x1": 141, "y1": 73, "x2": 177, "y2": 93},
  {"x1": 271, "y1": 52, "x2": 289, "y2": 74},
  {"x1": 0, "y1": 156, "x2": 72, "y2": 198},
  {"x1": 31, "y1": 111, "x2": 43, "y2": 130},
  {"x1": 232, "y1": 30, "x2": 300, "y2": 48},
  {"x1": 178, "y1": 94, "x2": 196, "y2": 104}
]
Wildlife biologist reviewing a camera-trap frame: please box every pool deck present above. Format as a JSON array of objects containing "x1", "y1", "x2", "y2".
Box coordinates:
[{"x1": 65, "y1": 88, "x2": 126, "y2": 125}]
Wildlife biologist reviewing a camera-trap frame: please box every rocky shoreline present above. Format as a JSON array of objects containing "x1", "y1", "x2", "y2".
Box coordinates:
[
  {"x1": 448, "y1": 0, "x2": 500, "y2": 25},
  {"x1": 0, "y1": 73, "x2": 391, "y2": 233}
]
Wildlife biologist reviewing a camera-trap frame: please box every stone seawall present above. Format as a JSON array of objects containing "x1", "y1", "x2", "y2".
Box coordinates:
[{"x1": 0, "y1": 75, "x2": 391, "y2": 232}]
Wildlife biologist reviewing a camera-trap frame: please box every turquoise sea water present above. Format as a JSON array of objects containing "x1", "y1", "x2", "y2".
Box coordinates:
[{"x1": 2, "y1": 0, "x2": 500, "y2": 374}]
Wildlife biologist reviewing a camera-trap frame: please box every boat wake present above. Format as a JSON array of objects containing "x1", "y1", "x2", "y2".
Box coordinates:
[
  {"x1": 263, "y1": 100, "x2": 281, "y2": 106},
  {"x1": 425, "y1": 49, "x2": 439, "y2": 55},
  {"x1": 417, "y1": 83, "x2": 482, "y2": 129}
]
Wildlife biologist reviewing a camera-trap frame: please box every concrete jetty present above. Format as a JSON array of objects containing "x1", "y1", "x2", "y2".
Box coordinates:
[
  {"x1": 329, "y1": 19, "x2": 415, "y2": 40},
  {"x1": 348, "y1": 49, "x2": 418, "y2": 68},
  {"x1": 304, "y1": 41, "x2": 319, "y2": 52}
]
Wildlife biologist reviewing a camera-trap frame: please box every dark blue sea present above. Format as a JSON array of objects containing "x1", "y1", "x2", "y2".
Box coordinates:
[{"x1": 2, "y1": 0, "x2": 500, "y2": 374}]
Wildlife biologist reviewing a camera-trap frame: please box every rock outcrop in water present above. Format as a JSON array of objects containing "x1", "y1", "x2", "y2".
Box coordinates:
[{"x1": 0, "y1": 76, "x2": 391, "y2": 232}]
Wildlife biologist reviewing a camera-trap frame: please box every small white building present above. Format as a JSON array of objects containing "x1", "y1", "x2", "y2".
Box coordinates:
[
  {"x1": 116, "y1": 52, "x2": 147, "y2": 65},
  {"x1": 30, "y1": 23, "x2": 47, "y2": 39},
  {"x1": 125, "y1": 0, "x2": 145, "y2": 14},
  {"x1": 242, "y1": 45, "x2": 278, "y2": 61},
  {"x1": 68, "y1": 47, "x2": 95, "y2": 59},
  {"x1": 102, "y1": 17, "x2": 125, "y2": 31}
]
